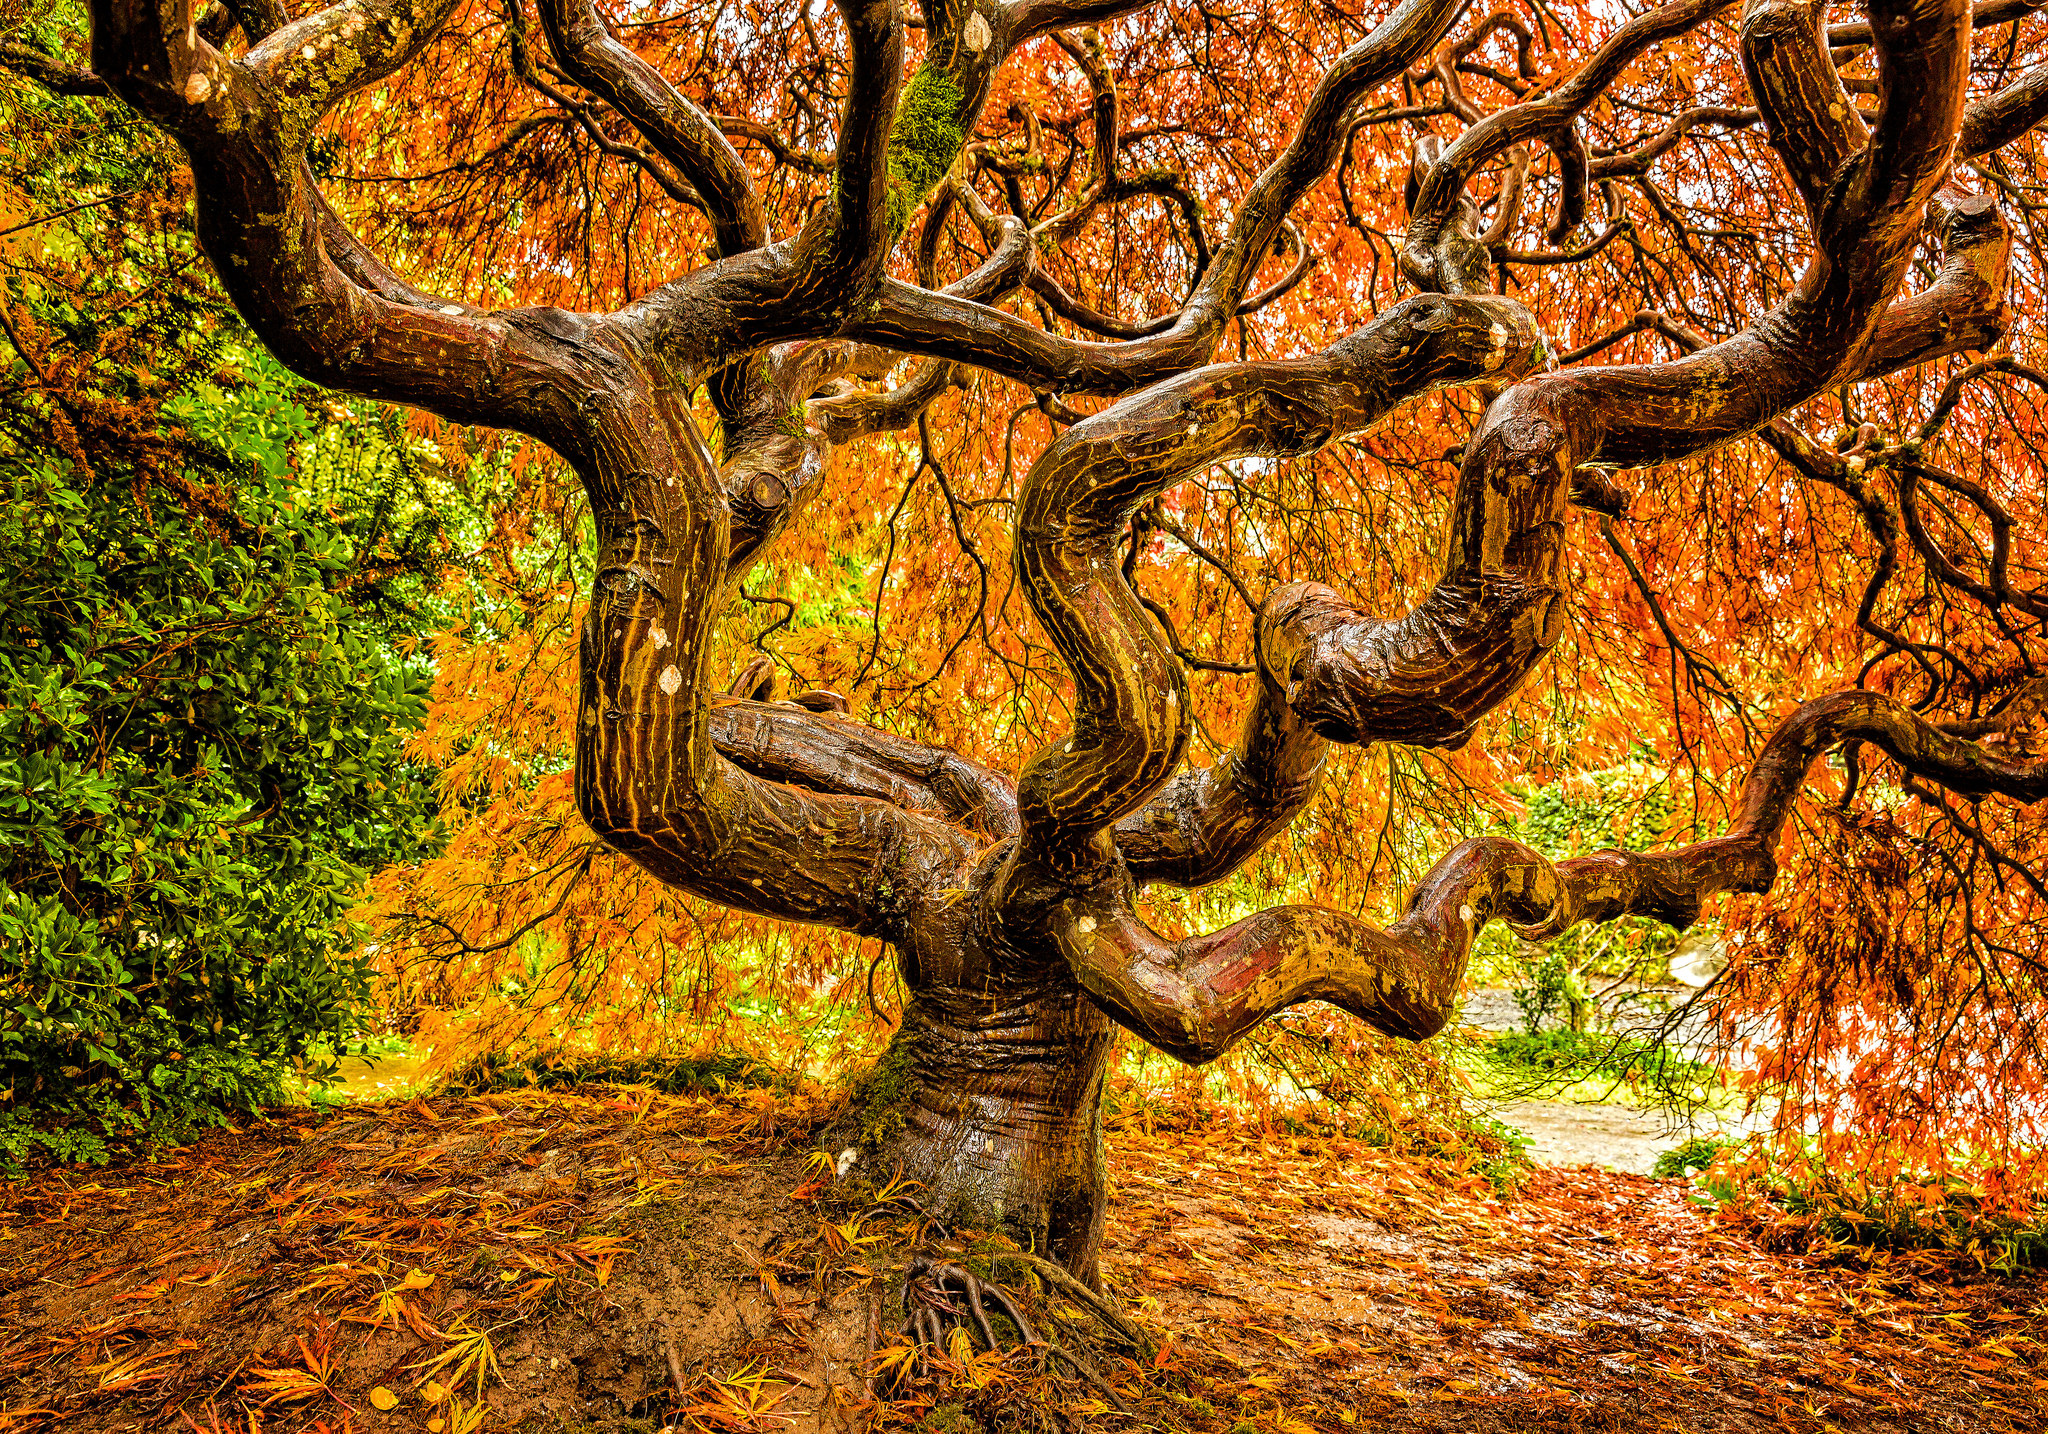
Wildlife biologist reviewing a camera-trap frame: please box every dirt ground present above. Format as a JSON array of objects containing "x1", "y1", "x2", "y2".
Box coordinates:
[{"x1": 1, "y1": 1084, "x2": 2041, "y2": 1433}]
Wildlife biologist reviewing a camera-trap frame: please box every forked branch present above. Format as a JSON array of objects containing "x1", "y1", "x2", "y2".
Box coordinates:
[{"x1": 988, "y1": 291, "x2": 1545, "y2": 919}]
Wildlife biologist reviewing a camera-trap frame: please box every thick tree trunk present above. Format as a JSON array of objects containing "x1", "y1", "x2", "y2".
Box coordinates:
[{"x1": 823, "y1": 957, "x2": 1119, "y2": 1285}]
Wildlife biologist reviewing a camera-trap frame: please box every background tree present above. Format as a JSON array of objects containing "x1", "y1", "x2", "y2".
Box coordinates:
[{"x1": 16, "y1": 0, "x2": 2048, "y2": 1278}]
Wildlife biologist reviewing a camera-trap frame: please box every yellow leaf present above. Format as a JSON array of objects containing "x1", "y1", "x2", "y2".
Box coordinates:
[{"x1": 369, "y1": 1387, "x2": 400, "y2": 1412}]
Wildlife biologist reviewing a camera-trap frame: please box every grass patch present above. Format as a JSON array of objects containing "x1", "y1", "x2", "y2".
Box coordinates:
[
  {"x1": 1480, "y1": 1026, "x2": 1720, "y2": 1107},
  {"x1": 442, "y1": 1049, "x2": 783, "y2": 1097}
]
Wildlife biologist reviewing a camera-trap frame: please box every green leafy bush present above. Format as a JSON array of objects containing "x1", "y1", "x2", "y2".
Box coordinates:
[
  {"x1": 0, "y1": 67, "x2": 466, "y2": 1171},
  {"x1": 1687, "y1": 1146, "x2": 2048, "y2": 1273},
  {"x1": 444, "y1": 1049, "x2": 785, "y2": 1096},
  {"x1": 0, "y1": 440, "x2": 443, "y2": 1169},
  {"x1": 1486, "y1": 1027, "x2": 1714, "y2": 1097},
  {"x1": 1511, "y1": 948, "x2": 1587, "y2": 1033},
  {"x1": 1776, "y1": 1172, "x2": 2048, "y2": 1271}
]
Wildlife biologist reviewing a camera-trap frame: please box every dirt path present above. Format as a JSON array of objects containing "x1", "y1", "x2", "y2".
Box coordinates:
[{"x1": 1493, "y1": 1099, "x2": 1750, "y2": 1175}]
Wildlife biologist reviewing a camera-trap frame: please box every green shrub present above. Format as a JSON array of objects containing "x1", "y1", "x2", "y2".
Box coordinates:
[
  {"x1": 1510, "y1": 948, "x2": 1587, "y2": 1033},
  {"x1": 1685, "y1": 1147, "x2": 2048, "y2": 1273},
  {"x1": 1465, "y1": 1113, "x2": 1535, "y2": 1194},
  {"x1": 0, "y1": 445, "x2": 443, "y2": 1171},
  {"x1": 1653, "y1": 1134, "x2": 1739, "y2": 1179},
  {"x1": 0, "y1": 66, "x2": 464, "y2": 1170},
  {"x1": 1775, "y1": 1171, "x2": 2048, "y2": 1271},
  {"x1": 443, "y1": 1049, "x2": 784, "y2": 1096},
  {"x1": 1486, "y1": 1027, "x2": 1715, "y2": 1098}
]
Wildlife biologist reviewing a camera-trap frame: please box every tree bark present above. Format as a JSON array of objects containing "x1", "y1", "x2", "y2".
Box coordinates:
[{"x1": 822, "y1": 957, "x2": 1120, "y2": 1283}]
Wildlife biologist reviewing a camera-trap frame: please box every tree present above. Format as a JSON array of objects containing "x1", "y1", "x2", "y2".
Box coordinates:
[{"x1": 22, "y1": 0, "x2": 2048, "y2": 1279}]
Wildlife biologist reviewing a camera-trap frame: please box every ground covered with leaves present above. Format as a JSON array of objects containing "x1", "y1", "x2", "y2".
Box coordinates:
[{"x1": 1, "y1": 1084, "x2": 2040, "y2": 1434}]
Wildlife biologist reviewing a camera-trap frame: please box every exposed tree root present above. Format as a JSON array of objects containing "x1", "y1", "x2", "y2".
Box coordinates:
[
  {"x1": 986, "y1": 1249, "x2": 1150, "y2": 1354},
  {"x1": 885, "y1": 1254, "x2": 1130, "y2": 1410}
]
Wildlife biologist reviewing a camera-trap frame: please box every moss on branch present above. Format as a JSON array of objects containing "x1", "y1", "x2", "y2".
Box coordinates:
[{"x1": 886, "y1": 66, "x2": 966, "y2": 239}]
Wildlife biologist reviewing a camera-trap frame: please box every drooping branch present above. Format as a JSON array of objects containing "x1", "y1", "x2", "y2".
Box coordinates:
[
  {"x1": 1059, "y1": 691, "x2": 2048, "y2": 1064},
  {"x1": 533, "y1": 0, "x2": 764, "y2": 256}
]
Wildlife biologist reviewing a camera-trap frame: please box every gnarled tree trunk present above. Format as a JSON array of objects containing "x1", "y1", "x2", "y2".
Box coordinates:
[{"x1": 826, "y1": 960, "x2": 1119, "y2": 1280}]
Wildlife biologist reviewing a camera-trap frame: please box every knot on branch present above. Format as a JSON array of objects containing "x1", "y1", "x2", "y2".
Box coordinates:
[{"x1": 1262, "y1": 575, "x2": 1560, "y2": 748}]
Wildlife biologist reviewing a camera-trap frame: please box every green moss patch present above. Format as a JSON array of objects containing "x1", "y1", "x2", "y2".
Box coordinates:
[{"x1": 886, "y1": 67, "x2": 966, "y2": 238}]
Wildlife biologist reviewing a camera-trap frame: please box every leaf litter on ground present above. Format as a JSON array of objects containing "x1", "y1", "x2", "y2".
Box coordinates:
[{"x1": 0, "y1": 1084, "x2": 2039, "y2": 1433}]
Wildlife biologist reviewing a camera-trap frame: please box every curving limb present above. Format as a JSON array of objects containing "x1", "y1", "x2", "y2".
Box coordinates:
[
  {"x1": 1403, "y1": 0, "x2": 1740, "y2": 293},
  {"x1": 1110, "y1": 583, "x2": 1347, "y2": 889},
  {"x1": 1589, "y1": 106, "x2": 1762, "y2": 180},
  {"x1": 1740, "y1": 0, "x2": 1866, "y2": 224},
  {"x1": 1280, "y1": 0, "x2": 1982, "y2": 763},
  {"x1": 987, "y1": 291, "x2": 1546, "y2": 919},
  {"x1": 710, "y1": 697, "x2": 1020, "y2": 840},
  {"x1": 1853, "y1": 183, "x2": 2011, "y2": 379},
  {"x1": 1959, "y1": 66, "x2": 2048, "y2": 155},
  {"x1": 842, "y1": 0, "x2": 1473, "y2": 393},
  {"x1": 83, "y1": 0, "x2": 638, "y2": 452},
  {"x1": 1059, "y1": 692, "x2": 2048, "y2": 1065},
  {"x1": 569, "y1": 394, "x2": 979, "y2": 939}
]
